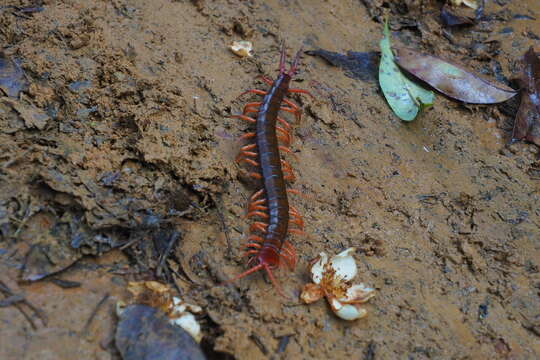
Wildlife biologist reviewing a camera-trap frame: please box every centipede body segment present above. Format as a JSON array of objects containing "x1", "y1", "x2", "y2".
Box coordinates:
[{"x1": 227, "y1": 44, "x2": 313, "y2": 296}]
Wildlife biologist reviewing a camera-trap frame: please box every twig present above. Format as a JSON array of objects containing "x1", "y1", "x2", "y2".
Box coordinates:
[
  {"x1": 0, "y1": 280, "x2": 47, "y2": 328},
  {"x1": 119, "y1": 236, "x2": 142, "y2": 250},
  {"x1": 277, "y1": 334, "x2": 293, "y2": 354},
  {"x1": 50, "y1": 278, "x2": 82, "y2": 289},
  {"x1": 212, "y1": 194, "x2": 232, "y2": 258},
  {"x1": 0, "y1": 294, "x2": 25, "y2": 307},
  {"x1": 364, "y1": 341, "x2": 376, "y2": 360},
  {"x1": 156, "y1": 231, "x2": 181, "y2": 278},
  {"x1": 82, "y1": 293, "x2": 110, "y2": 336},
  {"x1": 250, "y1": 333, "x2": 268, "y2": 355}
]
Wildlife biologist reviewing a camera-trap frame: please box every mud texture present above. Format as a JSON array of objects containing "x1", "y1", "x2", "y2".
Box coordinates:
[{"x1": 0, "y1": 0, "x2": 539, "y2": 359}]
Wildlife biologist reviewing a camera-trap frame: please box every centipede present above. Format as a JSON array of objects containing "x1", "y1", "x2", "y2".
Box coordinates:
[{"x1": 227, "y1": 44, "x2": 312, "y2": 296}]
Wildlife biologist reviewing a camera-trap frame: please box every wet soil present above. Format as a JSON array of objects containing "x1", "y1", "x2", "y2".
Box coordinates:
[{"x1": 0, "y1": 0, "x2": 539, "y2": 359}]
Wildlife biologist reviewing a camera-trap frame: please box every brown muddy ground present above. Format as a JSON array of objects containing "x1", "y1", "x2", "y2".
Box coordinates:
[{"x1": 1, "y1": 0, "x2": 539, "y2": 359}]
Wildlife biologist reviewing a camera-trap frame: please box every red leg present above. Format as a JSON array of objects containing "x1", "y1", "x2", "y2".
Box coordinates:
[
  {"x1": 247, "y1": 211, "x2": 269, "y2": 219},
  {"x1": 237, "y1": 158, "x2": 259, "y2": 167},
  {"x1": 243, "y1": 102, "x2": 262, "y2": 114},
  {"x1": 243, "y1": 107, "x2": 259, "y2": 115},
  {"x1": 283, "y1": 98, "x2": 298, "y2": 110},
  {"x1": 262, "y1": 263, "x2": 286, "y2": 297},
  {"x1": 277, "y1": 117, "x2": 291, "y2": 129},
  {"x1": 250, "y1": 222, "x2": 268, "y2": 233},
  {"x1": 281, "y1": 159, "x2": 292, "y2": 171},
  {"x1": 283, "y1": 173, "x2": 296, "y2": 182},
  {"x1": 243, "y1": 250, "x2": 260, "y2": 257},
  {"x1": 289, "y1": 205, "x2": 300, "y2": 216},
  {"x1": 288, "y1": 88, "x2": 315, "y2": 99},
  {"x1": 240, "y1": 151, "x2": 257, "y2": 157},
  {"x1": 276, "y1": 126, "x2": 291, "y2": 144},
  {"x1": 248, "y1": 172, "x2": 262, "y2": 180},
  {"x1": 238, "y1": 132, "x2": 256, "y2": 141},
  {"x1": 249, "y1": 199, "x2": 266, "y2": 207},
  {"x1": 244, "y1": 242, "x2": 262, "y2": 249},
  {"x1": 241, "y1": 144, "x2": 257, "y2": 151},
  {"x1": 288, "y1": 228, "x2": 304, "y2": 236},
  {"x1": 249, "y1": 205, "x2": 268, "y2": 212},
  {"x1": 279, "y1": 251, "x2": 294, "y2": 269},
  {"x1": 280, "y1": 106, "x2": 302, "y2": 123},
  {"x1": 279, "y1": 146, "x2": 298, "y2": 161},
  {"x1": 281, "y1": 241, "x2": 297, "y2": 269},
  {"x1": 248, "y1": 235, "x2": 264, "y2": 243},
  {"x1": 277, "y1": 135, "x2": 291, "y2": 146},
  {"x1": 240, "y1": 89, "x2": 267, "y2": 97},
  {"x1": 251, "y1": 189, "x2": 265, "y2": 201},
  {"x1": 256, "y1": 75, "x2": 273, "y2": 86},
  {"x1": 229, "y1": 114, "x2": 256, "y2": 123},
  {"x1": 289, "y1": 218, "x2": 304, "y2": 229}
]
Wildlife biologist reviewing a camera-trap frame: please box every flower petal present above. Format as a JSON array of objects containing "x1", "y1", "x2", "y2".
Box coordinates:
[
  {"x1": 230, "y1": 41, "x2": 253, "y2": 58},
  {"x1": 329, "y1": 247, "x2": 357, "y2": 281},
  {"x1": 329, "y1": 298, "x2": 368, "y2": 321},
  {"x1": 300, "y1": 283, "x2": 324, "y2": 304},
  {"x1": 170, "y1": 313, "x2": 202, "y2": 343},
  {"x1": 338, "y1": 283, "x2": 376, "y2": 304},
  {"x1": 310, "y1": 252, "x2": 328, "y2": 284}
]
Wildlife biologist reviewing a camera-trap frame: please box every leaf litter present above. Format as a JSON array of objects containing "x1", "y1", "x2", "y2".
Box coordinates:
[
  {"x1": 0, "y1": 52, "x2": 27, "y2": 98},
  {"x1": 512, "y1": 47, "x2": 540, "y2": 146},
  {"x1": 306, "y1": 49, "x2": 379, "y2": 82},
  {"x1": 379, "y1": 19, "x2": 434, "y2": 121},
  {"x1": 440, "y1": 4, "x2": 475, "y2": 27},
  {"x1": 1, "y1": 1, "x2": 540, "y2": 359}
]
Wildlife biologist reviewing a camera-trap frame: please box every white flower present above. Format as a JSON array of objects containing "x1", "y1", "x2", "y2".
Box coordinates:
[
  {"x1": 300, "y1": 248, "x2": 375, "y2": 320},
  {"x1": 450, "y1": 0, "x2": 478, "y2": 9},
  {"x1": 117, "y1": 281, "x2": 204, "y2": 343},
  {"x1": 169, "y1": 297, "x2": 203, "y2": 343}
]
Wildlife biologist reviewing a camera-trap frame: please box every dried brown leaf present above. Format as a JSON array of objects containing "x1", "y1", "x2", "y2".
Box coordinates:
[
  {"x1": 394, "y1": 47, "x2": 517, "y2": 104},
  {"x1": 512, "y1": 47, "x2": 540, "y2": 146},
  {"x1": 440, "y1": 5, "x2": 474, "y2": 27}
]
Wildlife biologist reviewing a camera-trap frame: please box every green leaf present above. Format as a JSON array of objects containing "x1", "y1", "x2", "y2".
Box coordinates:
[{"x1": 378, "y1": 19, "x2": 434, "y2": 121}]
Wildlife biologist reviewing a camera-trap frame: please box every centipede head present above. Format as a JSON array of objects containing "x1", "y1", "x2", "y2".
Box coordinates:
[{"x1": 278, "y1": 41, "x2": 303, "y2": 77}]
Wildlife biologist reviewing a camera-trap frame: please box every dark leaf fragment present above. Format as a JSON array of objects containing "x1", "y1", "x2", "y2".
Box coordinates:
[
  {"x1": 512, "y1": 47, "x2": 540, "y2": 146},
  {"x1": 440, "y1": 5, "x2": 474, "y2": 27},
  {"x1": 115, "y1": 304, "x2": 206, "y2": 360},
  {"x1": 0, "y1": 53, "x2": 27, "y2": 97},
  {"x1": 394, "y1": 47, "x2": 517, "y2": 104},
  {"x1": 50, "y1": 278, "x2": 82, "y2": 288},
  {"x1": 306, "y1": 49, "x2": 379, "y2": 82}
]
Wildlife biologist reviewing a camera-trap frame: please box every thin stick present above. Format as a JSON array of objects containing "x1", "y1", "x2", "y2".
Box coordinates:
[
  {"x1": 156, "y1": 231, "x2": 181, "y2": 277},
  {"x1": 0, "y1": 281, "x2": 46, "y2": 328},
  {"x1": 213, "y1": 194, "x2": 232, "y2": 258},
  {"x1": 82, "y1": 293, "x2": 110, "y2": 336}
]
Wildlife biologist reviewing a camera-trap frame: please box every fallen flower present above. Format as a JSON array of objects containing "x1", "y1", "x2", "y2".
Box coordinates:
[
  {"x1": 301, "y1": 248, "x2": 375, "y2": 320},
  {"x1": 117, "y1": 281, "x2": 203, "y2": 342},
  {"x1": 229, "y1": 41, "x2": 253, "y2": 58},
  {"x1": 450, "y1": 0, "x2": 478, "y2": 10}
]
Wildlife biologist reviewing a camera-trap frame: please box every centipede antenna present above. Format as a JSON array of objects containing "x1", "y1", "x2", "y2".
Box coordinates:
[
  {"x1": 288, "y1": 47, "x2": 303, "y2": 76},
  {"x1": 279, "y1": 41, "x2": 287, "y2": 74}
]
